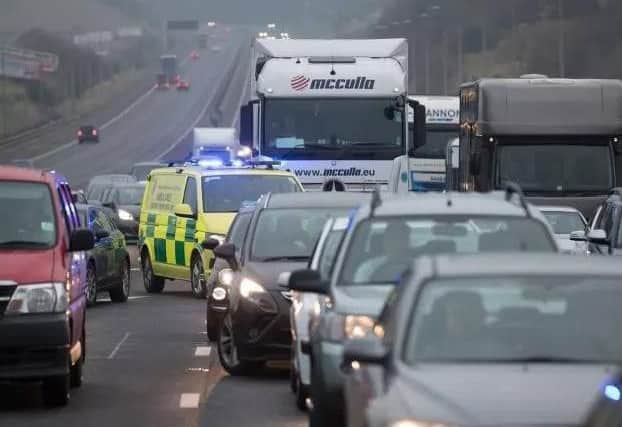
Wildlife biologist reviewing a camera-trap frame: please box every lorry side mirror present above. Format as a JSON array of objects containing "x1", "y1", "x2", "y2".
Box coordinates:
[
  {"x1": 407, "y1": 100, "x2": 427, "y2": 149},
  {"x1": 384, "y1": 106, "x2": 395, "y2": 121}
]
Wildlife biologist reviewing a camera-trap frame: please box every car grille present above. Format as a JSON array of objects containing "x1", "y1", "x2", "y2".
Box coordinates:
[{"x1": 0, "y1": 283, "x2": 17, "y2": 316}]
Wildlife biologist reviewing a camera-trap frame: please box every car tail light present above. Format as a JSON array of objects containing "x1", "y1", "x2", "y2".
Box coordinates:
[
  {"x1": 92, "y1": 129, "x2": 97, "y2": 136},
  {"x1": 77, "y1": 130, "x2": 83, "y2": 136}
]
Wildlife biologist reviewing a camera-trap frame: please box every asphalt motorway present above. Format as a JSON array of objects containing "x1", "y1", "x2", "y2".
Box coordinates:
[{"x1": 0, "y1": 30, "x2": 307, "y2": 427}]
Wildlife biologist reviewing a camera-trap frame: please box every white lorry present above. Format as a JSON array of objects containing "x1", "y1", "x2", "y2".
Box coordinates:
[
  {"x1": 191, "y1": 127, "x2": 239, "y2": 165},
  {"x1": 389, "y1": 95, "x2": 459, "y2": 193},
  {"x1": 239, "y1": 38, "x2": 425, "y2": 191}
]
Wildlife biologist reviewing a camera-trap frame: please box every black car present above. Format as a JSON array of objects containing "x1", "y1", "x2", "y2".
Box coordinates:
[
  {"x1": 100, "y1": 182, "x2": 146, "y2": 243},
  {"x1": 208, "y1": 192, "x2": 370, "y2": 375},
  {"x1": 86, "y1": 174, "x2": 136, "y2": 201},
  {"x1": 77, "y1": 125, "x2": 99, "y2": 143},
  {"x1": 77, "y1": 204, "x2": 131, "y2": 306},
  {"x1": 573, "y1": 188, "x2": 622, "y2": 256},
  {"x1": 342, "y1": 253, "x2": 622, "y2": 427},
  {"x1": 206, "y1": 204, "x2": 256, "y2": 342}
]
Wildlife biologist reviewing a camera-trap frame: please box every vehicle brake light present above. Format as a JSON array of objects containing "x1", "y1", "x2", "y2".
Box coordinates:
[
  {"x1": 77, "y1": 130, "x2": 83, "y2": 136},
  {"x1": 92, "y1": 129, "x2": 97, "y2": 136}
]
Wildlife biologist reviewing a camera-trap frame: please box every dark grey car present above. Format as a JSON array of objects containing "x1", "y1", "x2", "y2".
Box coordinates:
[
  {"x1": 342, "y1": 253, "x2": 622, "y2": 427},
  {"x1": 208, "y1": 192, "x2": 370, "y2": 375}
]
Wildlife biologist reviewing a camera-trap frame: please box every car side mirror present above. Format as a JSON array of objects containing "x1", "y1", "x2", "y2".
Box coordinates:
[
  {"x1": 70, "y1": 228, "x2": 95, "y2": 251},
  {"x1": 201, "y1": 238, "x2": 221, "y2": 250},
  {"x1": 288, "y1": 269, "x2": 329, "y2": 295},
  {"x1": 95, "y1": 230, "x2": 110, "y2": 240},
  {"x1": 174, "y1": 203, "x2": 195, "y2": 219},
  {"x1": 569, "y1": 230, "x2": 586, "y2": 242},
  {"x1": 587, "y1": 229, "x2": 609, "y2": 245},
  {"x1": 343, "y1": 337, "x2": 387, "y2": 366},
  {"x1": 278, "y1": 271, "x2": 291, "y2": 288},
  {"x1": 214, "y1": 243, "x2": 238, "y2": 270}
]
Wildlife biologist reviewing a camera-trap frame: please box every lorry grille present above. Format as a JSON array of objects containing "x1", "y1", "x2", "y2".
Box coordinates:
[{"x1": 0, "y1": 283, "x2": 16, "y2": 316}]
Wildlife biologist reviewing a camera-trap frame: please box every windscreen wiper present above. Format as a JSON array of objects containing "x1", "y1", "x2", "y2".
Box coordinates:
[
  {"x1": 491, "y1": 356, "x2": 607, "y2": 364},
  {"x1": 258, "y1": 255, "x2": 309, "y2": 262},
  {"x1": 279, "y1": 143, "x2": 343, "y2": 160},
  {"x1": 0, "y1": 240, "x2": 50, "y2": 248}
]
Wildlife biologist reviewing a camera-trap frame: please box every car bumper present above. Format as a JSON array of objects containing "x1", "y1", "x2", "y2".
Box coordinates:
[
  {"x1": 233, "y1": 290, "x2": 291, "y2": 361},
  {"x1": 0, "y1": 313, "x2": 70, "y2": 381}
]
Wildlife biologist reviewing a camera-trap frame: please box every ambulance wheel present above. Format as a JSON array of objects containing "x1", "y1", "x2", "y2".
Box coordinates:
[
  {"x1": 142, "y1": 252, "x2": 165, "y2": 293},
  {"x1": 191, "y1": 255, "x2": 206, "y2": 299}
]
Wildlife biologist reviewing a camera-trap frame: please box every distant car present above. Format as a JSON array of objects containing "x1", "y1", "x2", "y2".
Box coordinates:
[
  {"x1": 85, "y1": 174, "x2": 136, "y2": 201},
  {"x1": 11, "y1": 159, "x2": 34, "y2": 168},
  {"x1": 77, "y1": 204, "x2": 131, "y2": 306},
  {"x1": 176, "y1": 79, "x2": 190, "y2": 90},
  {"x1": 130, "y1": 161, "x2": 164, "y2": 182},
  {"x1": 539, "y1": 206, "x2": 588, "y2": 254},
  {"x1": 156, "y1": 73, "x2": 169, "y2": 89},
  {"x1": 575, "y1": 188, "x2": 622, "y2": 257},
  {"x1": 77, "y1": 125, "x2": 99, "y2": 143},
  {"x1": 342, "y1": 253, "x2": 622, "y2": 427},
  {"x1": 191, "y1": 50, "x2": 199, "y2": 60},
  {"x1": 100, "y1": 182, "x2": 146, "y2": 243}
]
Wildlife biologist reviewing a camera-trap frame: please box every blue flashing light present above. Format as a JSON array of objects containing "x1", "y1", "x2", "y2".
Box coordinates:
[
  {"x1": 604, "y1": 385, "x2": 621, "y2": 401},
  {"x1": 198, "y1": 158, "x2": 223, "y2": 168}
]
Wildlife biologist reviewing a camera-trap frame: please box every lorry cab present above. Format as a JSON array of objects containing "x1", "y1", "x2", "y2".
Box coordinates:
[{"x1": 458, "y1": 77, "x2": 622, "y2": 219}]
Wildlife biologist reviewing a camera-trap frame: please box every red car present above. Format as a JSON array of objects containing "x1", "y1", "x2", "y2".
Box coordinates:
[
  {"x1": 77, "y1": 125, "x2": 99, "y2": 143},
  {"x1": 191, "y1": 51, "x2": 199, "y2": 60},
  {"x1": 0, "y1": 167, "x2": 94, "y2": 406},
  {"x1": 176, "y1": 79, "x2": 190, "y2": 90}
]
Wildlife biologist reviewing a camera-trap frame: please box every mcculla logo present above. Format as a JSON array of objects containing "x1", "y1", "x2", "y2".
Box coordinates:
[{"x1": 291, "y1": 75, "x2": 376, "y2": 91}]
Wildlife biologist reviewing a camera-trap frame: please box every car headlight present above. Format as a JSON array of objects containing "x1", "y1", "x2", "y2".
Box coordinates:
[
  {"x1": 344, "y1": 315, "x2": 376, "y2": 339},
  {"x1": 390, "y1": 421, "x2": 455, "y2": 427},
  {"x1": 5, "y1": 283, "x2": 68, "y2": 315},
  {"x1": 240, "y1": 277, "x2": 266, "y2": 299},
  {"x1": 208, "y1": 234, "x2": 226, "y2": 245},
  {"x1": 218, "y1": 268, "x2": 234, "y2": 286},
  {"x1": 211, "y1": 286, "x2": 227, "y2": 301},
  {"x1": 118, "y1": 209, "x2": 134, "y2": 221}
]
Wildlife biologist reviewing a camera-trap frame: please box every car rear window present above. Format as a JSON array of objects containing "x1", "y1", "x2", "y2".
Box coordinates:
[
  {"x1": 340, "y1": 216, "x2": 556, "y2": 286},
  {"x1": 0, "y1": 181, "x2": 56, "y2": 248}
]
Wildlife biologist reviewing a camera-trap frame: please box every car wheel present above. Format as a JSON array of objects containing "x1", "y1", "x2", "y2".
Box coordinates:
[
  {"x1": 110, "y1": 260, "x2": 130, "y2": 302},
  {"x1": 190, "y1": 255, "x2": 206, "y2": 299},
  {"x1": 85, "y1": 263, "x2": 97, "y2": 307},
  {"x1": 217, "y1": 314, "x2": 263, "y2": 375},
  {"x1": 142, "y1": 252, "x2": 164, "y2": 293}
]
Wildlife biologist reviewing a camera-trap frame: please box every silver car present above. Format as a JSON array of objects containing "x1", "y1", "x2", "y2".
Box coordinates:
[{"x1": 539, "y1": 205, "x2": 588, "y2": 254}]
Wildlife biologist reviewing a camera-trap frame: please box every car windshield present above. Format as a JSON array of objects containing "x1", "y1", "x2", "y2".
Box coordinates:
[
  {"x1": 412, "y1": 129, "x2": 458, "y2": 159},
  {"x1": 497, "y1": 144, "x2": 613, "y2": 193},
  {"x1": 131, "y1": 165, "x2": 159, "y2": 181},
  {"x1": 340, "y1": 216, "x2": 556, "y2": 285},
  {"x1": 262, "y1": 98, "x2": 404, "y2": 160},
  {"x1": 0, "y1": 181, "x2": 56, "y2": 248},
  {"x1": 251, "y1": 208, "x2": 349, "y2": 261},
  {"x1": 405, "y1": 277, "x2": 622, "y2": 364},
  {"x1": 202, "y1": 175, "x2": 301, "y2": 213},
  {"x1": 117, "y1": 186, "x2": 145, "y2": 205},
  {"x1": 542, "y1": 211, "x2": 586, "y2": 235}
]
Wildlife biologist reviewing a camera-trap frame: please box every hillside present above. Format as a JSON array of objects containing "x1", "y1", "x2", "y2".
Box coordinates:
[{"x1": 0, "y1": 0, "x2": 137, "y2": 34}]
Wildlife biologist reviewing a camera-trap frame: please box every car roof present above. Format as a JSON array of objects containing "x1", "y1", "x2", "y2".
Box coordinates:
[
  {"x1": 88, "y1": 174, "x2": 136, "y2": 184},
  {"x1": 150, "y1": 166, "x2": 297, "y2": 178},
  {"x1": 357, "y1": 192, "x2": 536, "y2": 218},
  {"x1": 263, "y1": 192, "x2": 372, "y2": 209},
  {"x1": 419, "y1": 253, "x2": 622, "y2": 279},
  {"x1": 0, "y1": 166, "x2": 51, "y2": 183},
  {"x1": 537, "y1": 206, "x2": 583, "y2": 213},
  {"x1": 132, "y1": 162, "x2": 163, "y2": 167}
]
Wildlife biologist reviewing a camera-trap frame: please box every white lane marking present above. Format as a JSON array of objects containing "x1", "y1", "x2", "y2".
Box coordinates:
[
  {"x1": 179, "y1": 393, "x2": 200, "y2": 408},
  {"x1": 30, "y1": 51, "x2": 193, "y2": 163},
  {"x1": 130, "y1": 267, "x2": 140, "y2": 271},
  {"x1": 107, "y1": 332, "x2": 131, "y2": 360},
  {"x1": 97, "y1": 295, "x2": 149, "y2": 302},
  {"x1": 194, "y1": 346, "x2": 211, "y2": 357}
]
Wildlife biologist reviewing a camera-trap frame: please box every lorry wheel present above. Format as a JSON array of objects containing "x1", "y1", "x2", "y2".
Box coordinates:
[{"x1": 142, "y1": 252, "x2": 165, "y2": 293}]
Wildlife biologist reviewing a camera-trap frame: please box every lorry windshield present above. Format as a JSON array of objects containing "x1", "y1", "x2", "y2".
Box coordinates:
[
  {"x1": 497, "y1": 144, "x2": 612, "y2": 193},
  {"x1": 412, "y1": 129, "x2": 458, "y2": 159},
  {"x1": 0, "y1": 182, "x2": 56, "y2": 248},
  {"x1": 263, "y1": 98, "x2": 404, "y2": 160}
]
